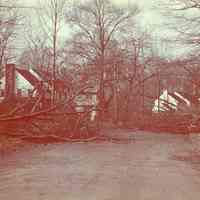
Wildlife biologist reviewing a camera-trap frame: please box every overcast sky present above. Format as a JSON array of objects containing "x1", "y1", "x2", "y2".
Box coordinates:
[
  {"x1": 19, "y1": 0, "x2": 155, "y2": 7},
  {"x1": 18, "y1": 0, "x2": 165, "y2": 33},
  {"x1": 13, "y1": 0, "x2": 179, "y2": 59},
  {"x1": 19, "y1": 0, "x2": 163, "y2": 24}
]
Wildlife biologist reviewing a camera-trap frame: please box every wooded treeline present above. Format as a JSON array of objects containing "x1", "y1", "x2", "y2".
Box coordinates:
[{"x1": 1, "y1": 0, "x2": 200, "y2": 139}]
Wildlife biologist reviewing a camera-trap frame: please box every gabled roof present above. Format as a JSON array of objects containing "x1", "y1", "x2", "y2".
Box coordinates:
[
  {"x1": 168, "y1": 92, "x2": 186, "y2": 105},
  {"x1": 32, "y1": 68, "x2": 51, "y2": 82},
  {"x1": 32, "y1": 68, "x2": 69, "y2": 91},
  {"x1": 16, "y1": 66, "x2": 72, "y2": 93},
  {"x1": 16, "y1": 68, "x2": 40, "y2": 87},
  {"x1": 178, "y1": 91, "x2": 199, "y2": 104},
  {"x1": 152, "y1": 89, "x2": 193, "y2": 113}
]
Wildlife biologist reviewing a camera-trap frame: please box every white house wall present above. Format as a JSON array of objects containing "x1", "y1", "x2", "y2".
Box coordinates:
[
  {"x1": 0, "y1": 76, "x2": 5, "y2": 101},
  {"x1": 15, "y1": 72, "x2": 34, "y2": 96},
  {"x1": 0, "y1": 76, "x2": 5, "y2": 91},
  {"x1": 75, "y1": 93, "x2": 98, "y2": 121},
  {"x1": 152, "y1": 90, "x2": 178, "y2": 112}
]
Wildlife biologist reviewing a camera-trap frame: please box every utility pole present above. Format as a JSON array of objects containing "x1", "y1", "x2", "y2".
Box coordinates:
[
  {"x1": 142, "y1": 65, "x2": 145, "y2": 117},
  {"x1": 141, "y1": 41, "x2": 145, "y2": 118},
  {"x1": 157, "y1": 68, "x2": 161, "y2": 113},
  {"x1": 52, "y1": 0, "x2": 58, "y2": 106},
  {"x1": 114, "y1": 63, "x2": 119, "y2": 124}
]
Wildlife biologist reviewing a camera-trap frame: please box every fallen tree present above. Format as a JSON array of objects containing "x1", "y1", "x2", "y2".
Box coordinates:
[{"x1": 0, "y1": 84, "x2": 101, "y2": 141}]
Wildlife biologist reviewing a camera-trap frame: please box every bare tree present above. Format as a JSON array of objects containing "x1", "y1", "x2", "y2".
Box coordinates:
[
  {"x1": 19, "y1": 33, "x2": 52, "y2": 71},
  {"x1": 31, "y1": 0, "x2": 68, "y2": 104},
  {"x1": 164, "y1": 0, "x2": 200, "y2": 106},
  {"x1": 163, "y1": 0, "x2": 200, "y2": 53},
  {"x1": 66, "y1": 0, "x2": 139, "y2": 120},
  {"x1": 0, "y1": 0, "x2": 21, "y2": 74}
]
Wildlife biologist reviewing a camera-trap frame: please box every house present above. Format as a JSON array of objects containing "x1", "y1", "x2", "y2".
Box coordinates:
[
  {"x1": 152, "y1": 89, "x2": 192, "y2": 113},
  {"x1": 0, "y1": 64, "x2": 41, "y2": 100},
  {"x1": 74, "y1": 86, "x2": 98, "y2": 121},
  {"x1": 30, "y1": 68, "x2": 71, "y2": 101},
  {"x1": 0, "y1": 64, "x2": 68, "y2": 102},
  {"x1": 0, "y1": 64, "x2": 99, "y2": 120}
]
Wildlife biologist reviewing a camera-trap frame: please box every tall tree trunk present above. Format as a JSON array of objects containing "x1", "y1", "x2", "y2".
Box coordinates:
[{"x1": 52, "y1": 1, "x2": 58, "y2": 105}]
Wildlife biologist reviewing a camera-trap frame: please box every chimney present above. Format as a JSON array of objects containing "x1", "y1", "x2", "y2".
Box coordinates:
[{"x1": 5, "y1": 63, "x2": 16, "y2": 100}]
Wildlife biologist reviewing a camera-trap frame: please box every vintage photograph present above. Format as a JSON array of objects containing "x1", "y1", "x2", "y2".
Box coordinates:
[{"x1": 0, "y1": 0, "x2": 200, "y2": 199}]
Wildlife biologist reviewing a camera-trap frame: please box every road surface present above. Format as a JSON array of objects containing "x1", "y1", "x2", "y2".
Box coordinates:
[{"x1": 0, "y1": 131, "x2": 200, "y2": 200}]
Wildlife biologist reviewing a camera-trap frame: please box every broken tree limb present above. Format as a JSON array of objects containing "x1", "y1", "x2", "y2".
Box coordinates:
[
  {"x1": 19, "y1": 134, "x2": 135, "y2": 144},
  {"x1": 31, "y1": 95, "x2": 43, "y2": 113},
  {"x1": 0, "y1": 85, "x2": 94, "y2": 122}
]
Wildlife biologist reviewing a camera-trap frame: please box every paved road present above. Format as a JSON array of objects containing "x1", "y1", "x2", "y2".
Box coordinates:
[{"x1": 0, "y1": 132, "x2": 200, "y2": 200}]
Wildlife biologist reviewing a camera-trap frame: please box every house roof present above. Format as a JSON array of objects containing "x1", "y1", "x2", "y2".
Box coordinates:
[
  {"x1": 16, "y1": 66, "x2": 72, "y2": 93},
  {"x1": 178, "y1": 91, "x2": 199, "y2": 104},
  {"x1": 31, "y1": 68, "x2": 69, "y2": 92},
  {"x1": 16, "y1": 68, "x2": 40, "y2": 87},
  {"x1": 152, "y1": 89, "x2": 193, "y2": 113},
  {"x1": 168, "y1": 92, "x2": 186, "y2": 105},
  {"x1": 32, "y1": 68, "x2": 51, "y2": 82}
]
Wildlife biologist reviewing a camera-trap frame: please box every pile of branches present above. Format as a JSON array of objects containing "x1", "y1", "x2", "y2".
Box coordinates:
[
  {"x1": 137, "y1": 113, "x2": 194, "y2": 134},
  {"x1": 0, "y1": 86, "x2": 101, "y2": 143}
]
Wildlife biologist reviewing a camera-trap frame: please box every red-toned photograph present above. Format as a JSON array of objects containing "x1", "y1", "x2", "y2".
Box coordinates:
[{"x1": 0, "y1": 0, "x2": 200, "y2": 199}]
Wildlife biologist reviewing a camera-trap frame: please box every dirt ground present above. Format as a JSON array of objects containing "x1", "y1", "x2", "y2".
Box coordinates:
[{"x1": 0, "y1": 130, "x2": 200, "y2": 200}]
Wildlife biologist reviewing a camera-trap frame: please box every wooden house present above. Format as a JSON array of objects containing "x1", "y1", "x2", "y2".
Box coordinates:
[
  {"x1": 0, "y1": 64, "x2": 68, "y2": 103},
  {"x1": 152, "y1": 89, "x2": 192, "y2": 113}
]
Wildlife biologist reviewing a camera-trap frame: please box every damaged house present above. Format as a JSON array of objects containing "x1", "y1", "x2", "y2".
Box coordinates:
[{"x1": 0, "y1": 64, "x2": 68, "y2": 103}]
